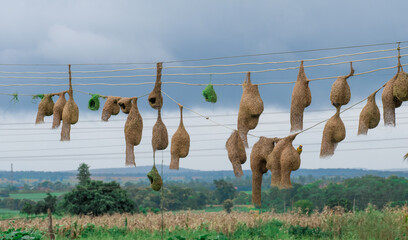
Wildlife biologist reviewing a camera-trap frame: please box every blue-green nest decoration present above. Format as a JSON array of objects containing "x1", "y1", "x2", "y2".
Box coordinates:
[{"x1": 88, "y1": 94, "x2": 101, "y2": 111}]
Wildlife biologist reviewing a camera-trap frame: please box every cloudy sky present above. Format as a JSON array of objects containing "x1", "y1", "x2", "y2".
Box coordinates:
[{"x1": 0, "y1": 1, "x2": 408, "y2": 172}]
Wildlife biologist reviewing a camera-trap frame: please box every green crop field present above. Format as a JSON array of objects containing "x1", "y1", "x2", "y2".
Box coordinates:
[{"x1": 4, "y1": 192, "x2": 67, "y2": 201}]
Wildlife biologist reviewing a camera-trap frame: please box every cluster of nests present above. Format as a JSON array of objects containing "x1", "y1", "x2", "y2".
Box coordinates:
[
  {"x1": 226, "y1": 60, "x2": 408, "y2": 206},
  {"x1": 35, "y1": 59, "x2": 408, "y2": 201}
]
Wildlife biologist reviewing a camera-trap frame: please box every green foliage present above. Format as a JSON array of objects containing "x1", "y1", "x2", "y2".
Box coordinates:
[
  {"x1": 20, "y1": 193, "x2": 57, "y2": 214},
  {"x1": 77, "y1": 163, "x2": 91, "y2": 186},
  {"x1": 88, "y1": 94, "x2": 101, "y2": 111},
  {"x1": 223, "y1": 199, "x2": 233, "y2": 213},
  {"x1": 61, "y1": 180, "x2": 134, "y2": 216},
  {"x1": 294, "y1": 199, "x2": 313, "y2": 214},
  {"x1": 202, "y1": 84, "x2": 217, "y2": 103},
  {"x1": 288, "y1": 225, "x2": 328, "y2": 238},
  {"x1": 213, "y1": 180, "x2": 236, "y2": 204},
  {"x1": 0, "y1": 228, "x2": 44, "y2": 240}
]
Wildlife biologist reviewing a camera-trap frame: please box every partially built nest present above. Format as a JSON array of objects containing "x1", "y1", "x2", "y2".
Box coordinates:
[
  {"x1": 320, "y1": 106, "x2": 346, "y2": 158},
  {"x1": 290, "y1": 61, "x2": 312, "y2": 132},
  {"x1": 237, "y1": 72, "x2": 264, "y2": 147},
  {"x1": 202, "y1": 84, "x2": 217, "y2": 103},
  {"x1": 358, "y1": 91, "x2": 380, "y2": 135},
  {"x1": 382, "y1": 74, "x2": 402, "y2": 126},
  {"x1": 250, "y1": 137, "x2": 280, "y2": 206},
  {"x1": 147, "y1": 165, "x2": 163, "y2": 191},
  {"x1": 266, "y1": 134, "x2": 300, "y2": 189},
  {"x1": 225, "y1": 130, "x2": 247, "y2": 177},
  {"x1": 52, "y1": 92, "x2": 66, "y2": 129},
  {"x1": 101, "y1": 96, "x2": 121, "y2": 121},
  {"x1": 148, "y1": 62, "x2": 163, "y2": 109},
  {"x1": 152, "y1": 109, "x2": 169, "y2": 152},
  {"x1": 61, "y1": 91, "x2": 79, "y2": 141},
  {"x1": 118, "y1": 97, "x2": 132, "y2": 114},
  {"x1": 170, "y1": 105, "x2": 190, "y2": 170},
  {"x1": 124, "y1": 98, "x2": 143, "y2": 166},
  {"x1": 35, "y1": 94, "x2": 54, "y2": 124},
  {"x1": 330, "y1": 62, "x2": 354, "y2": 107},
  {"x1": 393, "y1": 68, "x2": 408, "y2": 102}
]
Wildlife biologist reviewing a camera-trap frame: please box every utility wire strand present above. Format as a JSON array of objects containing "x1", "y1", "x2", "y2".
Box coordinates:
[
  {"x1": 161, "y1": 90, "x2": 260, "y2": 139},
  {"x1": 1, "y1": 47, "x2": 403, "y2": 74},
  {"x1": 1, "y1": 63, "x2": 407, "y2": 88},
  {"x1": 0, "y1": 41, "x2": 406, "y2": 66},
  {"x1": 0, "y1": 54, "x2": 405, "y2": 79}
]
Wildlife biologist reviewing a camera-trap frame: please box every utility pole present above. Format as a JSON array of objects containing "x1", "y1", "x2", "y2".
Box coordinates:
[{"x1": 10, "y1": 163, "x2": 13, "y2": 189}]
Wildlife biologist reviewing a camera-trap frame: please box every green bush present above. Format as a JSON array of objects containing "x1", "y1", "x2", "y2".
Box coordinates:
[{"x1": 0, "y1": 227, "x2": 44, "y2": 240}]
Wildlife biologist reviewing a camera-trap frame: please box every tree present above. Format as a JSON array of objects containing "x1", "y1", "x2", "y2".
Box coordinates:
[
  {"x1": 213, "y1": 180, "x2": 237, "y2": 204},
  {"x1": 294, "y1": 199, "x2": 313, "y2": 214},
  {"x1": 223, "y1": 199, "x2": 234, "y2": 213},
  {"x1": 77, "y1": 163, "x2": 91, "y2": 186},
  {"x1": 61, "y1": 181, "x2": 134, "y2": 216}
]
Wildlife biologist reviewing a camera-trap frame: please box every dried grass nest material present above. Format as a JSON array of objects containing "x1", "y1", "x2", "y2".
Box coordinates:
[
  {"x1": 101, "y1": 96, "x2": 121, "y2": 121},
  {"x1": 250, "y1": 137, "x2": 280, "y2": 206},
  {"x1": 170, "y1": 105, "x2": 190, "y2": 170},
  {"x1": 118, "y1": 97, "x2": 132, "y2": 114},
  {"x1": 152, "y1": 109, "x2": 169, "y2": 152},
  {"x1": 225, "y1": 130, "x2": 247, "y2": 177},
  {"x1": 393, "y1": 67, "x2": 408, "y2": 102},
  {"x1": 52, "y1": 92, "x2": 67, "y2": 129},
  {"x1": 147, "y1": 165, "x2": 163, "y2": 191},
  {"x1": 290, "y1": 61, "x2": 312, "y2": 132},
  {"x1": 320, "y1": 106, "x2": 346, "y2": 158},
  {"x1": 237, "y1": 72, "x2": 264, "y2": 147},
  {"x1": 382, "y1": 74, "x2": 402, "y2": 126},
  {"x1": 330, "y1": 62, "x2": 354, "y2": 107},
  {"x1": 35, "y1": 94, "x2": 54, "y2": 124},
  {"x1": 61, "y1": 90, "x2": 79, "y2": 141},
  {"x1": 266, "y1": 134, "x2": 300, "y2": 189},
  {"x1": 148, "y1": 62, "x2": 164, "y2": 109},
  {"x1": 124, "y1": 98, "x2": 143, "y2": 166},
  {"x1": 358, "y1": 91, "x2": 380, "y2": 135}
]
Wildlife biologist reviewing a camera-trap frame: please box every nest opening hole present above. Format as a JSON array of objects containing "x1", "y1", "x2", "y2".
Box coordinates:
[{"x1": 149, "y1": 97, "x2": 157, "y2": 104}]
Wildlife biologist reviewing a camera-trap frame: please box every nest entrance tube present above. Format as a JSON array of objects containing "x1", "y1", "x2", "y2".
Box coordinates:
[
  {"x1": 147, "y1": 165, "x2": 163, "y2": 191},
  {"x1": 124, "y1": 98, "x2": 143, "y2": 166},
  {"x1": 52, "y1": 91, "x2": 67, "y2": 129},
  {"x1": 35, "y1": 94, "x2": 54, "y2": 124},
  {"x1": 237, "y1": 72, "x2": 264, "y2": 147},
  {"x1": 225, "y1": 130, "x2": 247, "y2": 177},
  {"x1": 266, "y1": 134, "x2": 300, "y2": 189},
  {"x1": 148, "y1": 62, "x2": 164, "y2": 109},
  {"x1": 101, "y1": 96, "x2": 121, "y2": 121},
  {"x1": 290, "y1": 61, "x2": 312, "y2": 132},
  {"x1": 320, "y1": 106, "x2": 346, "y2": 158},
  {"x1": 330, "y1": 62, "x2": 354, "y2": 107},
  {"x1": 61, "y1": 65, "x2": 79, "y2": 141},
  {"x1": 170, "y1": 105, "x2": 190, "y2": 170},
  {"x1": 358, "y1": 91, "x2": 380, "y2": 135},
  {"x1": 250, "y1": 137, "x2": 279, "y2": 206}
]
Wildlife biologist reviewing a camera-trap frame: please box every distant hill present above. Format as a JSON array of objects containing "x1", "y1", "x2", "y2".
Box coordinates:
[{"x1": 1, "y1": 167, "x2": 408, "y2": 186}]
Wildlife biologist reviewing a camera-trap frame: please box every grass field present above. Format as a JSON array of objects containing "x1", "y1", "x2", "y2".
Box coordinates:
[{"x1": 3, "y1": 192, "x2": 67, "y2": 201}]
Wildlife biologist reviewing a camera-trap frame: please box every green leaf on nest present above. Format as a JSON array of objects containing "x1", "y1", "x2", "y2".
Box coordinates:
[{"x1": 202, "y1": 84, "x2": 217, "y2": 103}]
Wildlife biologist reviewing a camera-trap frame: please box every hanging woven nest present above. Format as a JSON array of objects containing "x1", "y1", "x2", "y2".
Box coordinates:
[
  {"x1": 61, "y1": 91, "x2": 79, "y2": 141},
  {"x1": 101, "y1": 96, "x2": 121, "y2": 121},
  {"x1": 290, "y1": 61, "x2": 312, "y2": 132},
  {"x1": 237, "y1": 72, "x2": 264, "y2": 147},
  {"x1": 202, "y1": 84, "x2": 217, "y2": 103},
  {"x1": 152, "y1": 109, "x2": 169, "y2": 152},
  {"x1": 330, "y1": 62, "x2": 354, "y2": 107},
  {"x1": 118, "y1": 97, "x2": 132, "y2": 114},
  {"x1": 225, "y1": 130, "x2": 247, "y2": 177},
  {"x1": 170, "y1": 105, "x2": 190, "y2": 170},
  {"x1": 266, "y1": 134, "x2": 300, "y2": 189},
  {"x1": 88, "y1": 94, "x2": 101, "y2": 111},
  {"x1": 35, "y1": 94, "x2": 54, "y2": 124},
  {"x1": 147, "y1": 165, "x2": 163, "y2": 191},
  {"x1": 124, "y1": 98, "x2": 143, "y2": 166},
  {"x1": 382, "y1": 74, "x2": 402, "y2": 126},
  {"x1": 358, "y1": 91, "x2": 380, "y2": 135},
  {"x1": 393, "y1": 60, "x2": 408, "y2": 101},
  {"x1": 52, "y1": 91, "x2": 67, "y2": 129},
  {"x1": 250, "y1": 137, "x2": 280, "y2": 206},
  {"x1": 148, "y1": 62, "x2": 164, "y2": 109},
  {"x1": 320, "y1": 106, "x2": 346, "y2": 158}
]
